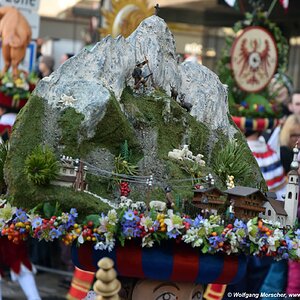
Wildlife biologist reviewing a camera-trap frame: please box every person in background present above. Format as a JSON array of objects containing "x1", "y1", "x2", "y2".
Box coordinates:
[
  {"x1": 38, "y1": 55, "x2": 55, "y2": 79},
  {"x1": 60, "y1": 53, "x2": 74, "y2": 65},
  {"x1": 280, "y1": 91, "x2": 300, "y2": 174},
  {"x1": 264, "y1": 74, "x2": 294, "y2": 155}
]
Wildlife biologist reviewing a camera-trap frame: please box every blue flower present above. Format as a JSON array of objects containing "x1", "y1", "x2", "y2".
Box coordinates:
[
  {"x1": 295, "y1": 229, "x2": 300, "y2": 239},
  {"x1": 32, "y1": 217, "x2": 43, "y2": 229},
  {"x1": 193, "y1": 215, "x2": 204, "y2": 227},
  {"x1": 285, "y1": 237, "x2": 294, "y2": 250},
  {"x1": 208, "y1": 236, "x2": 222, "y2": 248},
  {"x1": 123, "y1": 227, "x2": 135, "y2": 237},
  {"x1": 123, "y1": 210, "x2": 135, "y2": 221},
  {"x1": 152, "y1": 220, "x2": 160, "y2": 231},
  {"x1": 16, "y1": 208, "x2": 25, "y2": 217},
  {"x1": 282, "y1": 253, "x2": 289, "y2": 259},
  {"x1": 167, "y1": 229, "x2": 179, "y2": 239},
  {"x1": 70, "y1": 208, "x2": 78, "y2": 218},
  {"x1": 50, "y1": 229, "x2": 62, "y2": 240},
  {"x1": 234, "y1": 219, "x2": 246, "y2": 229}
]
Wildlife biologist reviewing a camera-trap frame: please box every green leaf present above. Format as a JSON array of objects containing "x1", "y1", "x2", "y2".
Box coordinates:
[
  {"x1": 43, "y1": 202, "x2": 55, "y2": 219},
  {"x1": 84, "y1": 214, "x2": 100, "y2": 227}
]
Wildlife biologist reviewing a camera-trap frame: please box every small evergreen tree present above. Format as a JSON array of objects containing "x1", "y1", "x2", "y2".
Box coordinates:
[{"x1": 24, "y1": 145, "x2": 59, "y2": 185}]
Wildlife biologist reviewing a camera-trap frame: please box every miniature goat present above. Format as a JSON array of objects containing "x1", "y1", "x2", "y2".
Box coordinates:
[
  {"x1": 179, "y1": 94, "x2": 192, "y2": 112},
  {"x1": 170, "y1": 84, "x2": 178, "y2": 101}
]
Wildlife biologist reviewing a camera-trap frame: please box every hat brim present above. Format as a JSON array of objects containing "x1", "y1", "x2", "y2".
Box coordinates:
[
  {"x1": 72, "y1": 241, "x2": 247, "y2": 284},
  {"x1": 232, "y1": 116, "x2": 280, "y2": 131}
]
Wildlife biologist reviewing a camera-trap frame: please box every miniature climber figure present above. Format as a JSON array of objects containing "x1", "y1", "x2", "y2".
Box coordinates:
[
  {"x1": 132, "y1": 60, "x2": 152, "y2": 90},
  {"x1": 165, "y1": 186, "x2": 175, "y2": 209},
  {"x1": 154, "y1": 3, "x2": 160, "y2": 16}
]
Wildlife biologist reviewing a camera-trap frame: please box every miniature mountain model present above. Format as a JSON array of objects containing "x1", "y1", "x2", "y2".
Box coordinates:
[{"x1": 4, "y1": 16, "x2": 265, "y2": 217}]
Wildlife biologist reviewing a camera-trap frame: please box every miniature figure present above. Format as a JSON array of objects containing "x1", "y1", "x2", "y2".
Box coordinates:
[
  {"x1": 170, "y1": 84, "x2": 178, "y2": 101},
  {"x1": 165, "y1": 186, "x2": 175, "y2": 209},
  {"x1": 179, "y1": 94, "x2": 193, "y2": 112},
  {"x1": 228, "y1": 199, "x2": 235, "y2": 220},
  {"x1": 154, "y1": 4, "x2": 160, "y2": 16},
  {"x1": 132, "y1": 59, "x2": 152, "y2": 90}
]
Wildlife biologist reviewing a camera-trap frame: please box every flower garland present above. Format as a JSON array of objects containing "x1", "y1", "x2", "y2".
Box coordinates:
[{"x1": 0, "y1": 201, "x2": 299, "y2": 261}]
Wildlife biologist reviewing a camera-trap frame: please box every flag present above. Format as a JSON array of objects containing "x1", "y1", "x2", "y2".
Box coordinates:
[{"x1": 279, "y1": 0, "x2": 289, "y2": 10}]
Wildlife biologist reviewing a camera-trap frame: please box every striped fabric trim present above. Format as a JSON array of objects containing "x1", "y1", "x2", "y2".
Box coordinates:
[
  {"x1": 72, "y1": 241, "x2": 247, "y2": 285},
  {"x1": 260, "y1": 164, "x2": 286, "y2": 181},
  {"x1": 66, "y1": 267, "x2": 95, "y2": 300},
  {"x1": 204, "y1": 284, "x2": 227, "y2": 300},
  {"x1": 260, "y1": 160, "x2": 282, "y2": 173},
  {"x1": 232, "y1": 116, "x2": 279, "y2": 131}
]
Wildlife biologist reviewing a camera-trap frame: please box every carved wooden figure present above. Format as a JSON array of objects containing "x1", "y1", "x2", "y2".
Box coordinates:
[
  {"x1": 0, "y1": 6, "x2": 32, "y2": 78},
  {"x1": 93, "y1": 257, "x2": 121, "y2": 300}
]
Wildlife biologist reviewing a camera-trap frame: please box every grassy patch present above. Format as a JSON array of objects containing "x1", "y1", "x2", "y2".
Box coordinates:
[
  {"x1": 88, "y1": 94, "x2": 142, "y2": 161},
  {"x1": 58, "y1": 108, "x2": 84, "y2": 157},
  {"x1": 5, "y1": 95, "x2": 45, "y2": 204}
]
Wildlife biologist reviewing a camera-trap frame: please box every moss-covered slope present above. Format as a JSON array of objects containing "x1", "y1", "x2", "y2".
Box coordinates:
[{"x1": 4, "y1": 88, "x2": 265, "y2": 217}]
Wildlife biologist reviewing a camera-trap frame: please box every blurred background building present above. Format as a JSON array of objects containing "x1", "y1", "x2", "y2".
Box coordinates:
[{"x1": 3, "y1": 0, "x2": 300, "y2": 87}]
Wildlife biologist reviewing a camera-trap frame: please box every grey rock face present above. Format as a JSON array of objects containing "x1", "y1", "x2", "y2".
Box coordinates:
[
  {"x1": 179, "y1": 63, "x2": 235, "y2": 137},
  {"x1": 34, "y1": 15, "x2": 235, "y2": 138}
]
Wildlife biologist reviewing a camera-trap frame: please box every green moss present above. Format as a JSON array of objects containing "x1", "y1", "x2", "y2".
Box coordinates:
[
  {"x1": 88, "y1": 95, "x2": 141, "y2": 161},
  {"x1": 86, "y1": 173, "x2": 114, "y2": 199},
  {"x1": 58, "y1": 108, "x2": 84, "y2": 157},
  {"x1": 5, "y1": 95, "x2": 45, "y2": 207},
  {"x1": 33, "y1": 185, "x2": 111, "y2": 221}
]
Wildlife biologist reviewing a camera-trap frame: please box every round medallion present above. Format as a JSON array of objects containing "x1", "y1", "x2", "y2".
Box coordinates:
[{"x1": 231, "y1": 26, "x2": 278, "y2": 93}]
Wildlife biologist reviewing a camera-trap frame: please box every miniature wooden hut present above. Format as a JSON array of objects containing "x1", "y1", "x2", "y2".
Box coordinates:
[
  {"x1": 223, "y1": 186, "x2": 267, "y2": 220},
  {"x1": 193, "y1": 186, "x2": 225, "y2": 215}
]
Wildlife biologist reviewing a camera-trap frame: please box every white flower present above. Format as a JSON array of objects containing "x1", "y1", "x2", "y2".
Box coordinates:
[
  {"x1": 78, "y1": 233, "x2": 84, "y2": 244},
  {"x1": 140, "y1": 216, "x2": 154, "y2": 232},
  {"x1": 94, "y1": 241, "x2": 107, "y2": 251},
  {"x1": 142, "y1": 234, "x2": 154, "y2": 247},
  {"x1": 273, "y1": 228, "x2": 284, "y2": 240},
  {"x1": 107, "y1": 209, "x2": 118, "y2": 225},
  {"x1": 99, "y1": 216, "x2": 109, "y2": 232},
  {"x1": 182, "y1": 227, "x2": 204, "y2": 247},
  {"x1": 0, "y1": 203, "x2": 16, "y2": 222},
  {"x1": 267, "y1": 236, "x2": 277, "y2": 252},
  {"x1": 164, "y1": 211, "x2": 184, "y2": 232}
]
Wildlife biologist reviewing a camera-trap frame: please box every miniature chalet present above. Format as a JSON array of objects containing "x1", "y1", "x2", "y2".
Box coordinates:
[
  {"x1": 51, "y1": 156, "x2": 88, "y2": 191},
  {"x1": 223, "y1": 186, "x2": 267, "y2": 220},
  {"x1": 193, "y1": 186, "x2": 225, "y2": 215}
]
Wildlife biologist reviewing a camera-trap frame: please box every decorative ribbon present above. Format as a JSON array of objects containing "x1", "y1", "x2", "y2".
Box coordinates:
[
  {"x1": 72, "y1": 241, "x2": 247, "y2": 284},
  {"x1": 232, "y1": 116, "x2": 280, "y2": 131}
]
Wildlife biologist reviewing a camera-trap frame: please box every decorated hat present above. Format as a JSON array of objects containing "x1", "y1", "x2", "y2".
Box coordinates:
[
  {"x1": 72, "y1": 240, "x2": 247, "y2": 285},
  {"x1": 218, "y1": 11, "x2": 290, "y2": 131}
]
